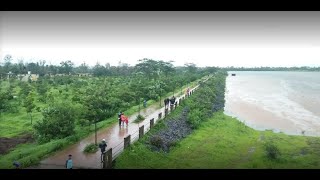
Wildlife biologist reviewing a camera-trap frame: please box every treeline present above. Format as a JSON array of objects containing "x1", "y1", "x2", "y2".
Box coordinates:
[
  {"x1": 0, "y1": 55, "x2": 219, "y2": 77},
  {"x1": 222, "y1": 66, "x2": 320, "y2": 71}
]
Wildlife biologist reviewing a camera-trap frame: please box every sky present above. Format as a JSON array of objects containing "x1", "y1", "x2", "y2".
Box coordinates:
[{"x1": 1, "y1": 11, "x2": 320, "y2": 67}]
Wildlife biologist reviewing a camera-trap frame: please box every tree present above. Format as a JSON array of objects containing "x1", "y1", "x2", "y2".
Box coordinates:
[
  {"x1": 38, "y1": 60, "x2": 46, "y2": 76},
  {"x1": 27, "y1": 62, "x2": 40, "y2": 74},
  {"x1": 92, "y1": 62, "x2": 106, "y2": 76},
  {"x1": 135, "y1": 58, "x2": 160, "y2": 80},
  {"x1": 0, "y1": 91, "x2": 10, "y2": 118},
  {"x1": 158, "y1": 60, "x2": 175, "y2": 78},
  {"x1": 130, "y1": 72, "x2": 146, "y2": 115},
  {"x1": 23, "y1": 91, "x2": 36, "y2": 124},
  {"x1": 78, "y1": 62, "x2": 89, "y2": 74},
  {"x1": 83, "y1": 88, "x2": 110, "y2": 145},
  {"x1": 60, "y1": 60, "x2": 74, "y2": 75},
  {"x1": 3, "y1": 54, "x2": 13, "y2": 73},
  {"x1": 33, "y1": 102, "x2": 77, "y2": 143}
]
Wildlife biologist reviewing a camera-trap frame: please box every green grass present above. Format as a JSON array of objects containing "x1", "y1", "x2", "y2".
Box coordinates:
[
  {"x1": 0, "y1": 107, "x2": 43, "y2": 138},
  {"x1": 114, "y1": 112, "x2": 320, "y2": 169},
  {"x1": 0, "y1": 77, "x2": 203, "y2": 169}
]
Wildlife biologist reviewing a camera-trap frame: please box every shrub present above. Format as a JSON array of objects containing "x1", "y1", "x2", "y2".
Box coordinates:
[
  {"x1": 133, "y1": 114, "x2": 145, "y2": 123},
  {"x1": 150, "y1": 135, "x2": 164, "y2": 148},
  {"x1": 83, "y1": 143, "x2": 98, "y2": 153},
  {"x1": 33, "y1": 102, "x2": 77, "y2": 143},
  {"x1": 264, "y1": 141, "x2": 280, "y2": 160}
]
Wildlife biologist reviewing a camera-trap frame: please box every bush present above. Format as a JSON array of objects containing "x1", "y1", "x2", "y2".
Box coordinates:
[
  {"x1": 36, "y1": 107, "x2": 41, "y2": 112},
  {"x1": 33, "y1": 102, "x2": 77, "y2": 143},
  {"x1": 150, "y1": 135, "x2": 164, "y2": 148},
  {"x1": 133, "y1": 114, "x2": 145, "y2": 123},
  {"x1": 83, "y1": 143, "x2": 98, "y2": 153},
  {"x1": 264, "y1": 141, "x2": 280, "y2": 160}
]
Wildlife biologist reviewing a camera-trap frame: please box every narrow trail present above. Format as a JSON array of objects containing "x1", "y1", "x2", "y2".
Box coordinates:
[{"x1": 28, "y1": 81, "x2": 206, "y2": 169}]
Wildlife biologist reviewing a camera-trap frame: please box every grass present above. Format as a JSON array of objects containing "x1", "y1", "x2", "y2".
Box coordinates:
[
  {"x1": 0, "y1": 77, "x2": 204, "y2": 169},
  {"x1": 114, "y1": 111, "x2": 320, "y2": 169},
  {"x1": 0, "y1": 104, "x2": 44, "y2": 138}
]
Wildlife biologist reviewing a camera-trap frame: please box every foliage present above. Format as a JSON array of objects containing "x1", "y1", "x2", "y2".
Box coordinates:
[
  {"x1": 264, "y1": 141, "x2": 281, "y2": 160},
  {"x1": 0, "y1": 55, "x2": 212, "y2": 168},
  {"x1": 149, "y1": 135, "x2": 164, "y2": 148},
  {"x1": 183, "y1": 72, "x2": 227, "y2": 129},
  {"x1": 23, "y1": 91, "x2": 36, "y2": 124},
  {"x1": 0, "y1": 90, "x2": 12, "y2": 116},
  {"x1": 83, "y1": 143, "x2": 99, "y2": 153},
  {"x1": 133, "y1": 114, "x2": 145, "y2": 123},
  {"x1": 33, "y1": 102, "x2": 78, "y2": 143}
]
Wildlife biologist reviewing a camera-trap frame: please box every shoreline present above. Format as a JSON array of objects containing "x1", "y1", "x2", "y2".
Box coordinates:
[{"x1": 224, "y1": 99, "x2": 320, "y2": 137}]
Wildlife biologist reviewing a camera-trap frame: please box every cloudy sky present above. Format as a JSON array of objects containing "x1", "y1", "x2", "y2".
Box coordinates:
[{"x1": 1, "y1": 11, "x2": 320, "y2": 67}]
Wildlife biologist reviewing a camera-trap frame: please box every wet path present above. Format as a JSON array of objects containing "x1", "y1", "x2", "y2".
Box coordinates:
[{"x1": 30, "y1": 84, "x2": 202, "y2": 169}]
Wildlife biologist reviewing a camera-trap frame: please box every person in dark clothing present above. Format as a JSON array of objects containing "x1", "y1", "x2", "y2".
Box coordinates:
[
  {"x1": 99, "y1": 139, "x2": 107, "y2": 163},
  {"x1": 13, "y1": 161, "x2": 20, "y2": 169},
  {"x1": 170, "y1": 96, "x2": 176, "y2": 110},
  {"x1": 164, "y1": 98, "x2": 169, "y2": 108},
  {"x1": 118, "y1": 112, "x2": 122, "y2": 126},
  {"x1": 170, "y1": 96, "x2": 176, "y2": 105}
]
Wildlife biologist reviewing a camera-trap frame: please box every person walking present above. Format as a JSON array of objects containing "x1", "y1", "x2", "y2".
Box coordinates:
[
  {"x1": 164, "y1": 98, "x2": 169, "y2": 108},
  {"x1": 118, "y1": 112, "x2": 122, "y2": 126},
  {"x1": 65, "y1": 154, "x2": 73, "y2": 169},
  {"x1": 143, "y1": 99, "x2": 147, "y2": 108},
  {"x1": 186, "y1": 87, "x2": 190, "y2": 97},
  {"x1": 99, "y1": 139, "x2": 107, "y2": 163},
  {"x1": 120, "y1": 112, "x2": 129, "y2": 127}
]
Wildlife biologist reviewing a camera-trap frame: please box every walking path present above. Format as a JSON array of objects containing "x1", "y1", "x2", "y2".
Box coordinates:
[{"x1": 29, "y1": 77, "x2": 209, "y2": 169}]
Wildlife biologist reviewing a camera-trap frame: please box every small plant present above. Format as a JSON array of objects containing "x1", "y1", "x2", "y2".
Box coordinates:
[
  {"x1": 150, "y1": 135, "x2": 164, "y2": 148},
  {"x1": 264, "y1": 141, "x2": 280, "y2": 160},
  {"x1": 36, "y1": 107, "x2": 41, "y2": 112},
  {"x1": 133, "y1": 114, "x2": 145, "y2": 123},
  {"x1": 83, "y1": 143, "x2": 98, "y2": 153}
]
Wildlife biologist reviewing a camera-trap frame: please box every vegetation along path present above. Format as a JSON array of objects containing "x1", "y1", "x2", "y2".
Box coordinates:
[{"x1": 29, "y1": 81, "x2": 206, "y2": 169}]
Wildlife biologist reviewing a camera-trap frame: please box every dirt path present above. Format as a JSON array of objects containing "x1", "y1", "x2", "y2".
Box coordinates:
[{"x1": 28, "y1": 84, "x2": 202, "y2": 169}]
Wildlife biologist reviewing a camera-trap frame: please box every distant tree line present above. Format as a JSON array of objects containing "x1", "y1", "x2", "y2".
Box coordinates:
[
  {"x1": 221, "y1": 66, "x2": 320, "y2": 71},
  {"x1": 0, "y1": 55, "x2": 219, "y2": 78}
]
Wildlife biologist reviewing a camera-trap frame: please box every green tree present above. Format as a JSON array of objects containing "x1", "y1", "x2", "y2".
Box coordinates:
[
  {"x1": 3, "y1": 54, "x2": 13, "y2": 73},
  {"x1": 83, "y1": 88, "x2": 110, "y2": 145},
  {"x1": 23, "y1": 91, "x2": 36, "y2": 124},
  {"x1": 0, "y1": 91, "x2": 10, "y2": 118},
  {"x1": 77, "y1": 62, "x2": 89, "y2": 74},
  {"x1": 33, "y1": 102, "x2": 77, "y2": 143},
  {"x1": 59, "y1": 60, "x2": 74, "y2": 75}
]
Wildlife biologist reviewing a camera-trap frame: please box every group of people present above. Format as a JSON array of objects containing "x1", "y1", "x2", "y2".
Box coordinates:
[
  {"x1": 118, "y1": 112, "x2": 129, "y2": 127},
  {"x1": 164, "y1": 96, "x2": 176, "y2": 109},
  {"x1": 186, "y1": 87, "x2": 191, "y2": 97}
]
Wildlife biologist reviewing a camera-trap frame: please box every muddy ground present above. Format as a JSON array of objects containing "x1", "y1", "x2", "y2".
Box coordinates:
[{"x1": 0, "y1": 134, "x2": 34, "y2": 155}]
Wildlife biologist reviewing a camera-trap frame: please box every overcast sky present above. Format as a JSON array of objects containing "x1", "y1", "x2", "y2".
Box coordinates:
[{"x1": 1, "y1": 11, "x2": 320, "y2": 67}]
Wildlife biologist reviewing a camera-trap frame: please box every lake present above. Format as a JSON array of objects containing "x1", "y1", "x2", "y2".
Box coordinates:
[{"x1": 224, "y1": 71, "x2": 320, "y2": 136}]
